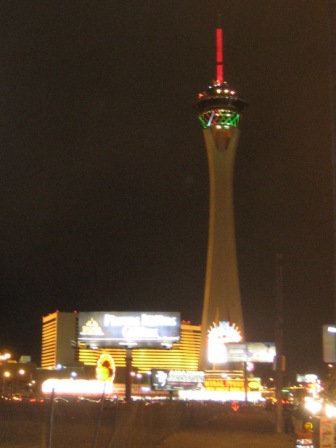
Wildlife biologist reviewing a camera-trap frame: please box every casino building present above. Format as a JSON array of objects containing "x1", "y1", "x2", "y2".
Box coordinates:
[
  {"x1": 41, "y1": 311, "x2": 201, "y2": 373},
  {"x1": 40, "y1": 312, "x2": 264, "y2": 402}
]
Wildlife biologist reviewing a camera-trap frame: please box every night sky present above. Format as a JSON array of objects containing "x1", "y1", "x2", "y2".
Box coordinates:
[{"x1": 0, "y1": 1, "x2": 334, "y2": 379}]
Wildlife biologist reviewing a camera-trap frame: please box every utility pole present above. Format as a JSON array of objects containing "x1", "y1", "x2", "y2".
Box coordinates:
[
  {"x1": 125, "y1": 348, "x2": 132, "y2": 403},
  {"x1": 275, "y1": 253, "x2": 284, "y2": 433},
  {"x1": 328, "y1": 0, "x2": 336, "y2": 322}
]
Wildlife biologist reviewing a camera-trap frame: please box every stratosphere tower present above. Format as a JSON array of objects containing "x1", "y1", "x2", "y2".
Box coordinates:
[{"x1": 194, "y1": 22, "x2": 247, "y2": 370}]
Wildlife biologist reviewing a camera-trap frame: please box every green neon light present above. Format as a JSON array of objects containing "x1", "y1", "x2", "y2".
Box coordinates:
[{"x1": 198, "y1": 109, "x2": 240, "y2": 129}]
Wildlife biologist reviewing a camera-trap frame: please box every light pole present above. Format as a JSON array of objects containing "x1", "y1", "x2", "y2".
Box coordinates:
[
  {"x1": 2, "y1": 371, "x2": 11, "y2": 396},
  {"x1": 275, "y1": 253, "x2": 284, "y2": 434},
  {"x1": 0, "y1": 352, "x2": 11, "y2": 397},
  {"x1": 328, "y1": 0, "x2": 336, "y2": 322}
]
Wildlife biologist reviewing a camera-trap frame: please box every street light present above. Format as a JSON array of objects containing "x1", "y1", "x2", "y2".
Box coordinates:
[
  {"x1": 0, "y1": 353, "x2": 11, "y2": 362},
  {"x1": 3, "y1": 371, "x2": 11, "y2": 396},
  {"x1": 0, "y1": 352, "x2": 12, "y2": 397}
]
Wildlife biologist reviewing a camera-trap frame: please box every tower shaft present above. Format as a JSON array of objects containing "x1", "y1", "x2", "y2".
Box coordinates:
[{"x1": 199, "y1": 126, "x2": 244, "y2": 370}]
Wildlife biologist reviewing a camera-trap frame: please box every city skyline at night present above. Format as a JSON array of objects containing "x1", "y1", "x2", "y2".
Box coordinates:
[{"x1": 0, "y1": 2, "x2": 333, "y2": 378}]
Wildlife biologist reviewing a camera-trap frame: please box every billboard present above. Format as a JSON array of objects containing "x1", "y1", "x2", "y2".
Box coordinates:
[
  {"x1": 151, "y1": 370, "x2": 204, "y2": 391},
  {"x1": 78, "y1": 311, "x2": 181, "y2": 348},
  {"x1": 204, "y1": 377, "x2": 261, "y2": 392},
  {"x1": 323, "y1": 325, "x2": 336, "y2": 363},
  {"x1": 225, "y1": 342, "x2": 276, "y2": 363}
]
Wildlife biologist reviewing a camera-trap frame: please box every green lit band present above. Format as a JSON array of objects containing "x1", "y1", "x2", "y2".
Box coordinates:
[{"x1": 198, "y1": 109, "x2": 240, "y2": 129}]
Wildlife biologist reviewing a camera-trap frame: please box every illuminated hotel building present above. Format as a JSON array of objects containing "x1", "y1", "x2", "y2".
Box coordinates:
[
  {"x1": 194, "y1": 24, "x2": 246, "y2": 370},
  {"x1": 78, "y1": 321, "x2": 200, "y2": 373},
  {"x1": 41, "y1": 311, "x2": 201, "y2": 373},
  {"x1": 41, "y1": 311, "x2": 77, "y2": 368}
]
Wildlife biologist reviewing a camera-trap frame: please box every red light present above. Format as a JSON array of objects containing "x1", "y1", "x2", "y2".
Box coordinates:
[{"x1": 216, "y1": 28, "x2": 224, "y2": 82}]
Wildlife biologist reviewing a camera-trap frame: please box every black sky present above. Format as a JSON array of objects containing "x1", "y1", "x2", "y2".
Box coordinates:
[{"x1": 0, "y1": 1, "x2": 333, "y2": 379}]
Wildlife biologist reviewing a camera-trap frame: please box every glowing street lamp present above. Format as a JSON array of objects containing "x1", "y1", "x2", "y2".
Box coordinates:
[{"x1": 2, "y1": 370, "x2": 11, "y2": 396}]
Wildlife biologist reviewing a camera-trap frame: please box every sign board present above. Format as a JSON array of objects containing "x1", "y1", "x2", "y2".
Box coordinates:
[
  {"x1": 151, "y1": 370, "x2": 204, "y2": 391},
  {"x1": 225, "y1": 342, "x2": 276, "y2": 363},
  {"x1": 296, "y1": 374, "x2": 318, "y2": 384},
  {"x1": 204, "y1": 377, "x2": 261, "y2": 392},
  {"x1": 323, "y1": 325, "x2": 336, "y2": 363},
  {"x1": 78, "y1": 311, "x2": 181, "y2": 348},
  {"x1": 319, "y1": 417, "x2": 334, "y2": 448}
]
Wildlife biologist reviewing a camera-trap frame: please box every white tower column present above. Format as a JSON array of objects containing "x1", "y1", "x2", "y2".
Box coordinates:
[{"x1": 199, "y1": 126, "x2": 244, "y2": 370}]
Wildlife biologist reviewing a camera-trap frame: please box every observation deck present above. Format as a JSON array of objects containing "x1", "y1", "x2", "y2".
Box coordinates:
[{"x1": 194, "y1": 81, "x2": 247, "y2": 129}]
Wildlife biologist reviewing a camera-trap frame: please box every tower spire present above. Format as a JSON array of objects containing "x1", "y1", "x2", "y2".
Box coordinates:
[{"x1": 216, "y1": 14, "x2": 224, "y2": 83}]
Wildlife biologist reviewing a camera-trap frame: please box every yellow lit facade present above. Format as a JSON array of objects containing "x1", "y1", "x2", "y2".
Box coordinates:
[
  {"x1": 78, "y1": 322, "x2": 201, "y2": 373},
  {"x1": 41, "y1": 312, "x2": 201, "y2": 372},
  {"x1": 41, "y1": 311, "x2": 77, "y2": 369}
]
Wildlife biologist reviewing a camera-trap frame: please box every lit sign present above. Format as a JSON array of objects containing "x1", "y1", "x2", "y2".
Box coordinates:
[
  {"x1": 42, "y1": 379, "x2": 114, "y2": 396},
  {"x1": 96, "y1": 353, "x2": 115, "y2": 382},
  {"x1": 207, "y1": 321, "x2": 242, "y2": 364},
  {"x1": 78, "y1": 312, "x2": 181, "y2": 348},
  {"x1": 320, "y1": 417, "x2": 334, "y2": 448},
  {"x1": 225, "y1": 342, "x2": 276, "y2": 363},
  {"x1": 204, "y1": 378, "x2": 260, "y2": 392},
  {"x1": 296, "y1": 374, "x2": 318, "y2": 384},
  {"x1": 151, "y1": 369, "x2": 204, "y2": 391}
]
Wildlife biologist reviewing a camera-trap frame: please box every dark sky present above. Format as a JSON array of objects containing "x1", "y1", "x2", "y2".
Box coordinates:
[{"x1": 0, "y1": 1, "x2": 333, "y2": 378}]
